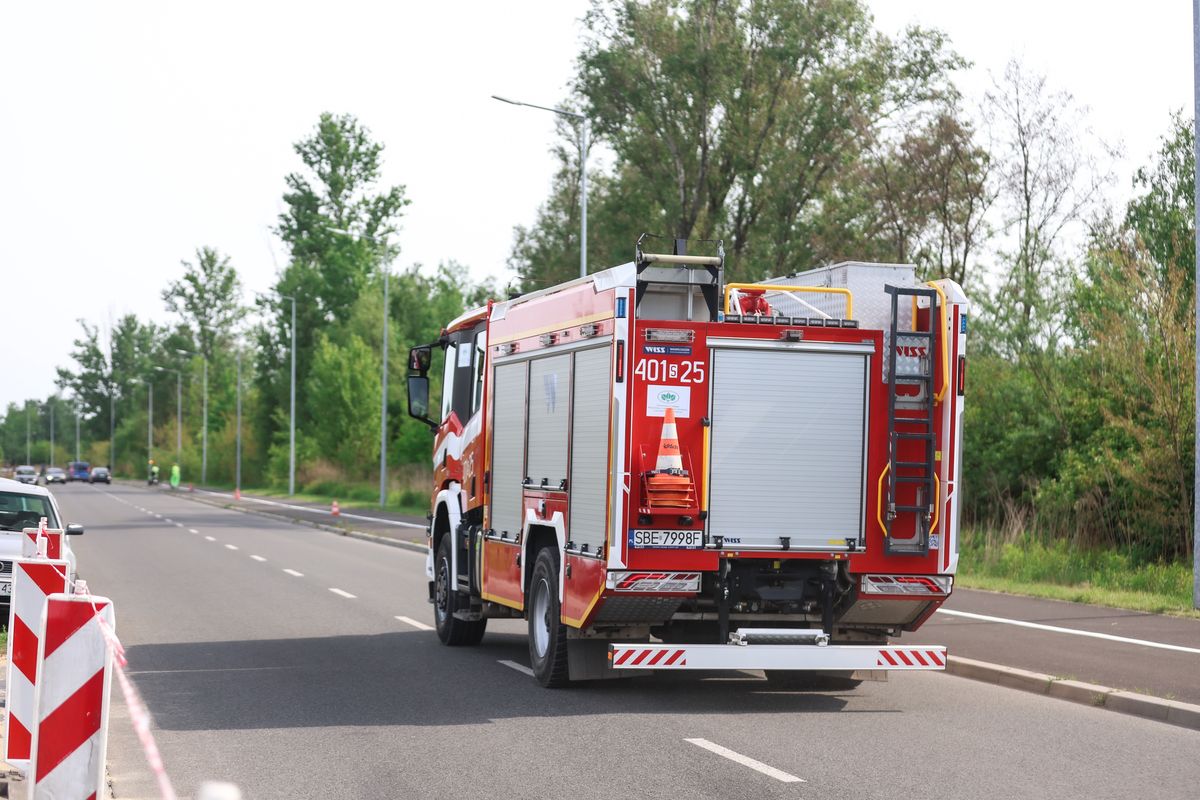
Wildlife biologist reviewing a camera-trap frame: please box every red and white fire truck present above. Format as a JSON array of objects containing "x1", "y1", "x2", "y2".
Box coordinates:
[{"x1": 406, "y1": 236, "x2": 967, "y2": 687}]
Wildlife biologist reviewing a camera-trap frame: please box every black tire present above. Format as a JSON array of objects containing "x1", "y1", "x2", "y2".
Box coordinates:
[
  {"x1": 433, "y1": 535, "x2": 486, "y2": 646},
  {"x1": 527, "y1": 547, "x2": 570, "y2": 687},
  {"x1": 764, "y1": 670, "x2": 862, "y2": 691}
]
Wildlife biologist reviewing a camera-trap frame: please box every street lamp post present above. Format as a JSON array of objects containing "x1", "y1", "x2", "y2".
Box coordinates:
[
  {"x1": 492, "y1": 94, "x2": 589, "y2": 279},
  {"x1": 236, "y1": 348, "x2": 242, "y2": 494},
  {"x1": 328, "y1": 228, "x2": 390, "y2": 507},
  {"x1": 49, "y1": 400, "x2": 55, "y2": 468},
  {"x1": 109, "y1": 390, "x2": 115, "y2": 470},
  {"x1": 176, "y1": 350, "x2": 209, "y2": 485},
  {"x1": 25, "y1": 401, "x2": 31, "y2": 464},
  {"x1": 74, "y1": 401, "x2": 80, "y2": 463},
  {"x1": 154, "y1": 367, "x2": 182, "y2": 461},
  {"x1": 278, "y1": 295, "x2": 297, "y2": 496}
]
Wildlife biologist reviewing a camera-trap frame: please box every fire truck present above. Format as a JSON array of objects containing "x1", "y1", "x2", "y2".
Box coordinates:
[{"x1": 406, "y1": 236, "x2": 967, "y2": 687}]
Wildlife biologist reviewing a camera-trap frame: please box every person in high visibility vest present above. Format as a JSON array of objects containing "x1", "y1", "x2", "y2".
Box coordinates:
[{"x1": 170, "y1": 462, "x2": 181, "y2": 490}]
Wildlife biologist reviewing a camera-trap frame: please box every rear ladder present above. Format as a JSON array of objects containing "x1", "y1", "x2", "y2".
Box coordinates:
[{"x1": 883, "y1": 285, "x2": 939, "y2": 556}]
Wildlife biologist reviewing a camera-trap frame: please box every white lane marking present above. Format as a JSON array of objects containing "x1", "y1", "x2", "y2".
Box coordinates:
[
  {"x1": 194, "y1": 488, "x2": 425, "y2": 528},
  {"x1": 163, "y1": 518, "x2": 173, "y2": 524},
  {"x1": 204, "y1": 536, "x2": 216, "y2": 542},
  {"x1": 250, "y1": 555, "x2": 267, "y2": 562},
  {"x1": 498, "y1": 660, "x2": 535, "y2": 677},
  {"x1": 395, "y1": 616, "x2": 434, "y2": 631},
  {"x1": 153, "y1": 513, "x2": 162, "y2": 519},
  {"x1": 329, "y1": 588, "x2": 356, "y2": 599},
  {"x1": 934, "y1": 609, "x2": 1200, "y2": 655},
  {"x1": 188, "y1": 528, "x2": 199, "y2": 534},
  {"x1": 283, "y1": 569, "x2": 304, "y2": 577},
  {"x1": 224, "y1": 544, "x2": 239, "y2": 551},
  {"x1": 174, "y1": 522, "x2": 184, "y2": 528},
  {"x1": 684, "y1": 738, "x2": 804, "y2": 784}
]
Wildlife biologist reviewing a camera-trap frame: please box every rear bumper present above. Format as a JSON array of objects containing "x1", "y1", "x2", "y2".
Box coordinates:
[{"x1": 609, "y1": 642, "x2": 946, "y2": 671}]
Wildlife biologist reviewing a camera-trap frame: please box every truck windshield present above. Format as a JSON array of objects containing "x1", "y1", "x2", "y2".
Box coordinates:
[{"x1": 0, "y1": 491, "x2": 59, "y2": 532}]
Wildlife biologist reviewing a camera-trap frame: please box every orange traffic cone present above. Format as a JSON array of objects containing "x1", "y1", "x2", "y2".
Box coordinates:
[
  {"x1": 234, "y1": 487, "x2": 241, "y2": 500},
  {"x1": 655, "y1": 408, "x2": 684, "y2": 473},
  {"x1": 188, "y1": 482, "x2": 194, "y2": 493},
  {"x1": 644, "y1": 407, "x2": 696, "y2": 510},
  {"x1": 331, "y1": 499, "x2": 341, "y2": 517}
]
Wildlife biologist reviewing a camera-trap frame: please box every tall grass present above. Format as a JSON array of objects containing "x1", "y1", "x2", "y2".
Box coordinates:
[{"x1": 958, "y1": 527, "x2": 1196, "y2": 616}]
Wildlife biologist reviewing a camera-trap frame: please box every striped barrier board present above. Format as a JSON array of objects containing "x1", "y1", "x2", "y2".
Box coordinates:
[
  {"x1": 28, "y1": 593, "x2": 115, "y2": 800},
  {"x1": 20, "y1": 528, "x2": 64, "y2": 561},
  {"x1": 4, "y1": 558, "x2": 70, "y2": 766}
]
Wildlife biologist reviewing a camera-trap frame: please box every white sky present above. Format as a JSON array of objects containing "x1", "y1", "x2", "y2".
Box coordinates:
[{"x1": 1, "y1": 1, "x2": 1192, "y2": 410}]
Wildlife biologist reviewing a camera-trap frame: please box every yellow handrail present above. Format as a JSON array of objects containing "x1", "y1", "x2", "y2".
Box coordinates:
[
  {"x1": 876, "y1": 463, "x2": 890, "y2": 537},
  {"x1": 723, "y1": 283, "x2": 854, "y2": 318},
  {"x1": 926, "y1": 282, "x2": 950, "y2": 403},
  {"x1": 930, "y1": 473, "x2": 941, "y2": 534}
]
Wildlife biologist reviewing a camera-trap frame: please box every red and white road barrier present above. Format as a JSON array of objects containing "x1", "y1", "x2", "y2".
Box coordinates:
[
  {"x1": 4, "y1": 557, "x2": 70, "y2": 765},
  {"x1": 331, "y1": 500, "x2": 340, "y2": 517},
  {"x1": 21, "y1": 518, "x2": 63, "y2": 560},
  {"x1": 27, "y1": 593, "x2": 115, "y2": 799}
]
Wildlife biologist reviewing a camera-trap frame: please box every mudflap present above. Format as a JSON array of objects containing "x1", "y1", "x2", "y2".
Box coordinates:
[{"x1": 567, "y1": 640, "x2": 649, "y2": 681}]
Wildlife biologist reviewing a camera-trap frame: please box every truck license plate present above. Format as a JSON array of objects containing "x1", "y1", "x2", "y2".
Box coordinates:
[{"x1": 631, "y1": 529, "x2": 703, "y2": 549}]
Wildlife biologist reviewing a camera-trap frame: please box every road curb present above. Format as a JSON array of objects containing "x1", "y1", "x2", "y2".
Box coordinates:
[
  {"x1": 151, "y1": 485, "x2": 429, "y2": 556},
  {"x1": 945, "y1": 655, "x2": 1200, "y2": 731}
]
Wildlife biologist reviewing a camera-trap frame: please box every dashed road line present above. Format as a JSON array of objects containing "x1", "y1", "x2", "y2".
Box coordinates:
[
  {"x1": 329, "y1": 588, "x2": 356, "y2": 599},
  {"x1": 188, "y1": 528, "x2": 199, "y2": 534},
  {"x1": 498, "y1": 660, "x2": 534, "y2": 677},
  {"x1": 224, "y1": 544, "x2": 239, "y2": 551},
  {"x1": 684, "y1": 738, "x2": 804, "y2": 783},
  {"x1": 250, "y1": 555, "x2": 267, "y2": 562},
  {"x1": 395, "y1": 616, "x2": 434, "y2": 631},
  {"x1": 934, "y1": 609, "x2": 1200, "y2": 655},
  {"x1": 282, "y1": 569, "x2": 304, "y2": 577},
  {"x1": 174, "y1": 522, "x2": 184, "y2": 528},
  {"x1": 204, "y1": 536, "x2": 216, "y2": 542}
]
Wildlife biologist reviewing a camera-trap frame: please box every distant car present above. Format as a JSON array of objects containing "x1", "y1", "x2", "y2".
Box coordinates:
[
  {"x1": 88, "y1": 466, "x2": 111, "y2": 484},
  {"x1": 14, "y1": 465, "x2": 37, "y2": 485},
  {"x1": 67, "y1": 461, "x2": 90, "y2": 482},
  {"x1": 43, "y1": 467, "x2": 67, "y2": 485},
  {"x1": 0, "y1": 477, "x2": 82, "y2": 617}
]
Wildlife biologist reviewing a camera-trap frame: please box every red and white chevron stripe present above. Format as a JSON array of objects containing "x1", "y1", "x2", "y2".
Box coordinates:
[
  {"x1": 4, "y1": 557, "x2": 70, "y2": 765},
  {"x1": 21, "y1": 525, "x2": 64, "y2": 560},
  {"x1": 877, "y1": 648, "x2": 945, "y2": 668},
  {"x1": 612, "y1": 647, "x2": 688, "y2": 667},
  {"x1": 28, "y1": 593, "x2": 115, "y2": 800}
]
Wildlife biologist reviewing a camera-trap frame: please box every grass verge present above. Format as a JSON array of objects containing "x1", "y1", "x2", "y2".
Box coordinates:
[{"x1": 959, "y1": 529, "x2": 1199, "y2": 618}]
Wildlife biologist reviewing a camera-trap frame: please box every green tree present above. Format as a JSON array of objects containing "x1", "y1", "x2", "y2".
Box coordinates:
[
  {"x1": 162, "y1": 247, "x2": 246, "y2": 361},
  {"x1": 257, "y1": 113, "x2": 410, "y2": 471},
  {"x1": 305, "y1": 333, "x2": 381, "y2": 476},
  {"x1": 512, "y1": 0, "x2": 963, "y2": 286},
  {"x1": 1124, "y1": 110, "x2": 1195, "y2": 294}
]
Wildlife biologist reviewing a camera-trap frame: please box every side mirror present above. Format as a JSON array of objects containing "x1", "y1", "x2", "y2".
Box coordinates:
[
  {"x1": 407, "y1": 375, "x2": 438, "y2": 432},
  {"x1": 408, "y1": 345, "x2": 433, "y2": 374},
  {"x1": 66, "y1": 523, "x2": 84, "y2": 536}
]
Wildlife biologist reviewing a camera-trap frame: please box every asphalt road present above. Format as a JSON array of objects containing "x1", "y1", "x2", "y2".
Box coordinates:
[{"x1": 51, "y1": 482, "x2": 1200, "y2": 800}]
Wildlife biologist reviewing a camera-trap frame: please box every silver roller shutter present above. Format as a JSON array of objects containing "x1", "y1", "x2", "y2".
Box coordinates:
[
  {"x1": 708, "y1": 347, "x2": 868, "y2": 550},
  {"x1": 526, "y1": 354, "x2": 571, "y2": 486},
  {"x1": 490, "y1": 361, "x2": 527, "y2": 536},
  {"x1": 569, "y1": 346, "x2": 612, "y2": 552}
]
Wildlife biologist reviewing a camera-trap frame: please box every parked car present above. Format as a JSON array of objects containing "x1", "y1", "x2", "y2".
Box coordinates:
[
  {"x1": 88, "y1": 466, "x2": 111, "y2": 484},
  {"x1": 13, "y1": 465, "x2": 37, "y2": 485},
  {"x1": 0, "y1": 477, "x2": 82, "y2": 618},
  {"x1": 43, "y1": 467, "x2": 67, "y2": 485},
  {"x1": 67, "y1": 461, "x2": 90, "y2": 482}
]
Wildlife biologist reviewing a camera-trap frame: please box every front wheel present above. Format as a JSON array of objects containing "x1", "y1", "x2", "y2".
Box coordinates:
[
  {"x1": 527, "y1": 548, "x2": 570, "y2": 687},
  {"x1": 433, "y1": 535, "x2": 486, "y2": 646}
]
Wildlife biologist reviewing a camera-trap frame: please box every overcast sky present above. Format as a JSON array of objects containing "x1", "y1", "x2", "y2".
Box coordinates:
[{"x1": 1, "y1": 1, "x2": 1192, "y2": 411}]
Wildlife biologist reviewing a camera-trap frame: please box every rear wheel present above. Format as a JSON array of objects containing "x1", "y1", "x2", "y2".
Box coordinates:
[
  {"x1": 527, "y1": 548, "x2": 570, "y2": 687},
  {"x1": 433, "y1": 535, "x2": 486, "y2": 646}
]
